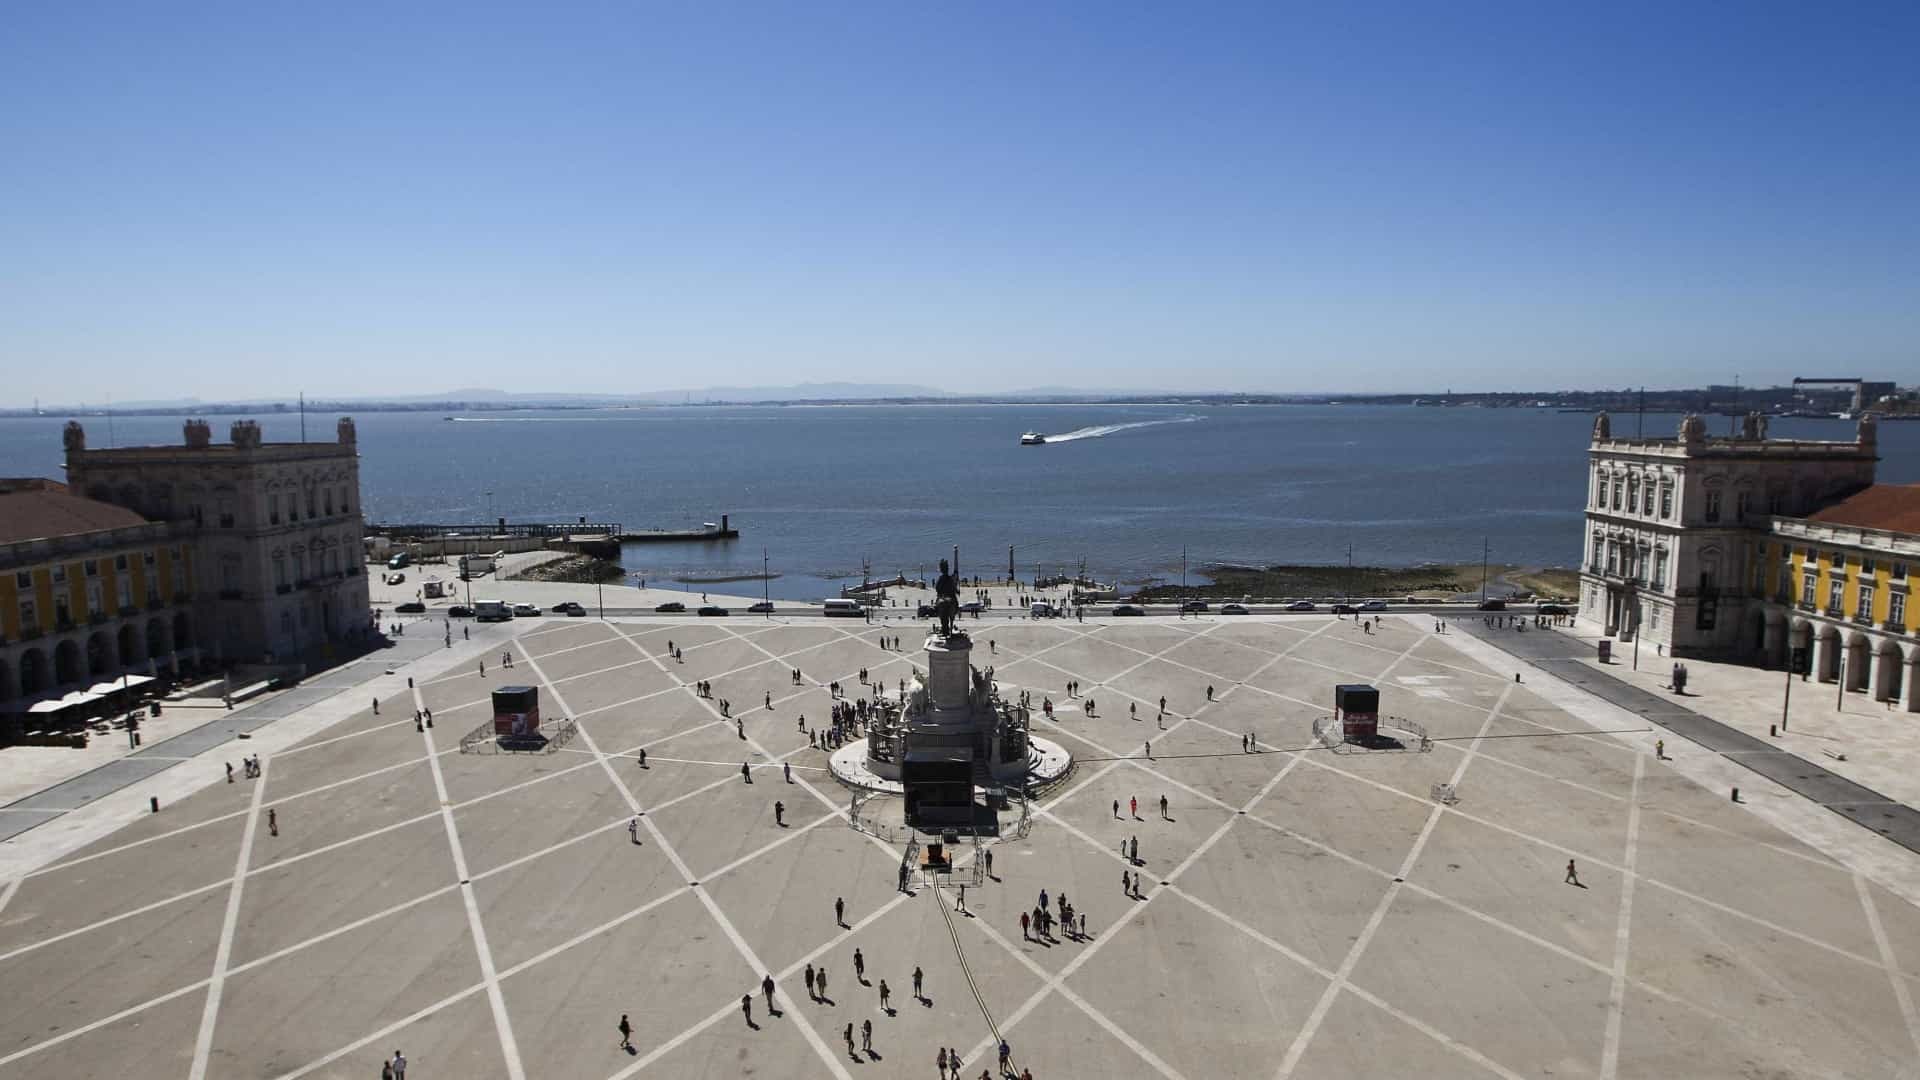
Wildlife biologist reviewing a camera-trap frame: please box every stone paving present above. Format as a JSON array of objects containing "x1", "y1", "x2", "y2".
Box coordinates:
[{"x1": 3, "y1": 614, "x2": 1920, "y2": 1079}]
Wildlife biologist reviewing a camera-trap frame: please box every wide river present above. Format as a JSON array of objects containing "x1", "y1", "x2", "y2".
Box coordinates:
[{"x1": 4, "y1": 406, "x2": 1916, "y2": 601}]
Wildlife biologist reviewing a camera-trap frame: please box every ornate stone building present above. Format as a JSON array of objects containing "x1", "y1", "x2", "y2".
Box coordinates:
[
  {"x1": 1579, "y1": 411, "x2": 1877, "y2": 658},
  {"x1": 62, "y1": 417, "x2": 371, "y2": 663}
]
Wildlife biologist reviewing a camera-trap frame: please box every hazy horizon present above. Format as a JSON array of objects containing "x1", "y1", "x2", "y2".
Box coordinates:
[{"x1": 4, "y1": 3, "x2": 1916, "y2": 402}]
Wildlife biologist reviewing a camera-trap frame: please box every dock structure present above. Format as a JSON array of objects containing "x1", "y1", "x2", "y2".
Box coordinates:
[
  {"x1": 617, "y1": 514, "x2": 739, "y2": 542},
  {"x1": 367, "y1": 514, "x2": 739, "y2": 544}
]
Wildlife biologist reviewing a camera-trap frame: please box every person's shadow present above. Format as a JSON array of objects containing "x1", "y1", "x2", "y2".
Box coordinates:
[
  {"x1": 865, "y1": 1050, "x2": 884, "y2": 1062},
  {"x1": 624, "y1": 1045, "x2": 638, "y2": 1057}
]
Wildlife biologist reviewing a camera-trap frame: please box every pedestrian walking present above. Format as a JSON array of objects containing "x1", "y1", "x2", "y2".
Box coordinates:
[
  {"x1": 1078, "y1": 912, "x2": 1086, "y2": 937},
  {"x1": 1020, "y1": 911, "x2": 1030, "y2": 940},
  {"x1": 1159, "y1": 794, "x2": 1168, "y2": 819},
  {"x1": 763, "y1": 973, "x2": 776, "y2": 1011},
  {"x1": 818, "y1": 966, "x2": 828, "y2": 999},
  {"x1": 743, "y1": 762, "x2": 752, "y2": 784},
  {"x1": 1565, "y1": 859, "x2": 1580, "y2": 886},
  {"x1": 913, "y1": 966, "x2": 923, "y2": 1000},
  {"x1": 844, "y1": 1022, "x2": 855, "y2": 1057},
  {"x1": 1112, "y1": 799, "x2": 1119, "y2": 819},
  {"x1": 774, "y1": 800, "x2": 785, "y2": 826},
  {"x1": 268, "y1": 808, "x2": 278, "y2": 837},
  {"x1": 805, "y1": 963, "x2": 816, "y2": 999},
  {"x1": 741, "y1": 994, "x2": 753, "y2": 1025},
  {"x1": 638, "y1": 747, "x2": 647, "y2": 768},
  {"x1": 836, "y1": 896, "x2": 846, "y2": 926},
  {"x1": 878, "y1": 978, "x2": 890, "y2": 1010},
  {"x1": 226, "y1": 761, "x2": 234, "y2": 783},
  {"x1": 628, "y1": 817, "x2": 639, "y2": 844},
  {"x1": 1121, "y1": 869, "x2": 1130, "y2": 896},
  {"x1": 955, "y1": 884, "x2": 967, "y2": 914},
  {"x1": 861, "y1": 1018, "x2": 872, "y2": 1053},
  {"x1": 984, "y1": 848, "x2": 993, "y2": 878},
  {"x1": 390, "y1": 1050, "x2": 406, "y2": 1078},
  {"x1": 853, "y1": 947, "x2": 864, "y2": 982},
  {"x1": 1144, "y1": 739, "x2": 1151, "y2": 759},
  {"x1": 999, "y1": 1039, "x2": 1011, "y2": 1074},
  {"x1": 1130, "y1": 796, "x2": 1137, "y2": 818},
  {"x1": 939, "y1": 1048, "x2": 949, "y2": 1075},
  {"x1": 372, "y1": 696, "x2": 379, "y2": 715},
  {"x1": 784, "y1": 761, "x2": 793, "y2": 783},
  {"x1": 618, "y1": 1013, "x2": 633, "y2": 1051},
  {"x1": 1656, "y1": 738, "x2": 1666, "y2": 760}
]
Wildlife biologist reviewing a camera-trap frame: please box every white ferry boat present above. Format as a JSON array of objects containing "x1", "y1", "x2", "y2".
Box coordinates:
[{"x1": 1020, "y1": 432, "x2": 1046, "y2": 445}]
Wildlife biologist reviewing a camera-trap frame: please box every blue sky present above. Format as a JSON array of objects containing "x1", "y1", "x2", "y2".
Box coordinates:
[{"x1": 2, "y1": 2, "x2": 1916, "y2": 402}]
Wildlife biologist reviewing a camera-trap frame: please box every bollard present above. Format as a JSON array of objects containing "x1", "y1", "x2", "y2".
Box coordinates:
[
  {"x1": 1769, "y1": 724, "x2": 1776, "y2": 737},
  {"x1": 1515, "y1": 672, "x2": 1521, "y2": 683},
  {"x1": 150, "y1": 796, "x2": 159, "y2": 813},
  {"x1": 408, "y1": 676, "x2": 414, "y2": 689},
  {"x1": 1731, "y1": 787, "x2": 1741, "y2": 803}
]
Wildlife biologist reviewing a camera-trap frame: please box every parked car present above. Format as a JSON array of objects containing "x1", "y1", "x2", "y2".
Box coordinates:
[
  {"x1": 654, "y1": 601, "x2": 687, "y2": 613},
  {"x1": 1284, "y1": 600, "x2": 1316, "y2": 611},
  {"x1": 1330, "y1": 603, "x2": 1358, "y2": 615},
  {"x1": 558, "y1": 602, "x2": 586, "y2": 617},
  {"x1": 1477, "y1": 599, "x2": 1506, "y2": 611},
  {"x1": 1180, "y1": 600, "x2": 1209, "y2": 613},
  {"x1": 506, "y1": 603, "x2": 537, "y2": 617},
  {"x1": 917, "y1": 603, "x2": 936, "y2": 618},
  {"x1": 1360, "y1": 600, "x2": 1388, "y2": 611},
  {"x1": 748, "y1": 601, "x2": 775, "y2": 613},
  {"x1": 960, "y1": 601, "x2": 984, "y2": 614},
  {"x1": 447, "y1": 604, "x2": 473, "y2": 618},
  {"x1": 1537, "y1": 602, "x2": 1570, "y2": 616},
  {"x1": 550, "y1": 602, "x2": 576, "y2": 612},
  {"x1": 1111, "y1": 604, "x2": 1145, "y2": 616},
  {"x1": 384, "y1": 572, "x2": 405, "y2": 585},
  {"x1": 395, "y1": 601, "x2": 426, "y2": 614},
  {"x1": 1219, "y1": 603, "x2": 1250, "y2": 615},
  {"x1": 698, "y1": 605, "x2": 730, "y2": 616}
]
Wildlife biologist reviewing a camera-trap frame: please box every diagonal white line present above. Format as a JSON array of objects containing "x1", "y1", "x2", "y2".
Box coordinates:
[
  {"x1": 187, "y1": 750, "x2": 271, "y2": 1079},
  {"x1": 412, "y1": 683, "x2": 526, "y2": 1080},
  {"x1": 1599, "y1": 751, "x2": 1646, "y2": 1080},
  {"x1": 1274, "y1": 680, "x2": 1513, "y2": 1080},
  {"x1": 1855, "y1": 871, "x2": 1920, "y2": 1059},
  {"x1": 515, "y1": 636, "x2": 857, "y2": 1080}
]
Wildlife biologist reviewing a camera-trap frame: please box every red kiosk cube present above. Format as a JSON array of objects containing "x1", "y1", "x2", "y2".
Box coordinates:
[{"x1": 1335, "y1": 684, "x2": 1379, "y2": 742}]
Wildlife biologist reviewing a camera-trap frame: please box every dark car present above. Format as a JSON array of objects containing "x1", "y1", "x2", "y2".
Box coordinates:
[
  {"x1": 1220, "y1": 603, "x2": 1250, "y2": 615},
  {"x1": 1477, "y1": 599, "x2": 1506, "y2": 611},
  {"x1": 447, "y1": 604, "x2": 474, "y2": 618},
  {"x1": 1180, "y1": 600, "x2": 1209, "y2": 613},
  {"x1": 1537, "y1": 602, "x2": 1570, "y2": 616},
  {"x1": 551, "y1": 602, "x2": 576, "y2": 613},
  {"x1": 395, "y1": 601, "x2": 426, "y2": 614},
  {"x1": 1330, "y1": 603, "x2": 1357, "y2": 615},
  {"x1": 1111, "y1": 604, "x2": 1145, "y2": 616},
  {"x1": 748, "y1": 601, "x2": 775, "y2": 613},
  {"x1": 917, "y1": 603, "x2": 936, "y2": 618},
  {"x1": 698, "y1": 605, "x2": 730, "y2": 616},
  {"x1": 654, "y1": 601, "x2": 687, "y2": 613},
  {"x1": 559, "y1": 602, "x2": 587, "y2": 617}
]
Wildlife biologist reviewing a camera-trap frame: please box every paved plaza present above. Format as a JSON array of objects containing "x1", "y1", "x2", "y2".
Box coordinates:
[{"x1": 4, "y1": 614, "x2": 1920, "y2": 1079}]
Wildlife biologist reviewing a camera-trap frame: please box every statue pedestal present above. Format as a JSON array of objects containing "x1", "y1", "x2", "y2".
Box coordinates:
[{"x1": 924, "y1": 632, "x2": 972, "y2": 714}]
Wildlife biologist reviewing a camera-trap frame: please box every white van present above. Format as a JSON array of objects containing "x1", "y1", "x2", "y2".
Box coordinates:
[{"x1": 823, "y1": 599, "x2": 865, "y2": 618}]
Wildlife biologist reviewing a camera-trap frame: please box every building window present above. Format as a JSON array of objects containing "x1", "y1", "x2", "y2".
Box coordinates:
[
  {"x1": 86, "y1": 579, "x2": 103, "y2": 615},
  {"x1": 339, "y1": 486, "x2": 351, "y2": 515},
  {"x1": 1802, "y1": 573, "x2": 1817, "y2": 607},
  {"x1": 13, "y1": 570, "x2": 28, "y2": 588},
  {"x1": 1704, "y1": 490, "x2": 1722, "y2": 523},
  {"x1": 1591, "y1": 535, "x2": 1604, "y2": 571},
  {"x1": 1653, "y1": 549, "x2": 1668, "y2": 589},
  {"x1": 270, "y1": 495, "x2": 281, "y2": 526},
  {"x1": 324, "y1": 488, "x2": 334, "y2": 516},
  {"x1": 114, "y1": 554, "x2": 128, "y2": 571},
  {"x1": 84, "y1": 559, "x2": 98, "y2": 578},
  {"x1": 1895, "y1": 562, "x2": 1908, "y2": 581},
  {"x1": 1832, "y1": 552, "x2": 1847, "y2": 572},
  {"x1": 1606, "y1": 542, "x2": 1619, "y2": 575},
  {"x1": 54, "y1": 594, "x2": 70, "y2": 626},
  {"x1": 306, "y1": 488, "x2": 317, "y2": 519},
  {"x1": 1768, "y1": 491, "x2": 1785, "y2": 514},
  {"x1": 1636, "y1": 545, "x2": 1651, "y2": 584},
  {"x1": 1829, "y1": 579, "x2": 1844, "y2": 613},
  {"x1": 1862, "y1": 558, "x2": 1876, "y2": 576},
  {"x1": 172, "y1": 561, "x2": 187, "y2": 594},
  {"x1": 1649, "y1": 609, "x2": 1660, "y2": 630},
  {"x1": 1611, "y1": 481, "x2": 1621, "y2": 511},
  {"x1": 1627, "y1": 478, "x2": 1639, "y2": 515},
  {"x1": 1660, "y1": 485, "x2": 1673, "y2": 518},
  {"x1": 143, "y1": 550, "x2": 155, "y2": 565},
  {"x1": 19, "y1": 597, "x2": 38, "y2": 634},
  {"x1": 1735, "y1": 491, "x2": 1750, "y2": 522},
  {"x1": 1892, "y1": 592, "x2": 1907, "y2": 627},
  {"x1": 274, "y1": 556, "x2": 287, "y2": 589},
  {"x1": 1857, "y1": 584, "x2": 1875, "y2": 621}
]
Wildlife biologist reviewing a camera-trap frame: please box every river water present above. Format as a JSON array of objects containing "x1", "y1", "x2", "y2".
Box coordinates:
[{"x1": 4, "y1": 406, "x2": 1915, "y2": 600}]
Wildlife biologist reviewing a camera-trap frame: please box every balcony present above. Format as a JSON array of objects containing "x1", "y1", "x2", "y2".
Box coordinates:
[
  {"x1": 147, "y1": 597, "x2": 166, "y2": 612},
  {"x1": 55, "y1": 618, "x2": 74, "y2": 632}
]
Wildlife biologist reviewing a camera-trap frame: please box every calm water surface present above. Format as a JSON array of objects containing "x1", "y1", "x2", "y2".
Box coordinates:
[{"x1": 4, "y1": 407, "x2": 1915, "y2": 600}]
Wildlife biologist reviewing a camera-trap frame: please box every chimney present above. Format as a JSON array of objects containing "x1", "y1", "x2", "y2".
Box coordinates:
[{"x1": 184, "y1": 419, "x2": 211, "y2": 448}]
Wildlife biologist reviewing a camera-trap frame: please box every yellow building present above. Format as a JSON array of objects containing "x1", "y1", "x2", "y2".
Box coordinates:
[
  {"x1": 0, "y1": 478, "x2": 197, "y2": 710},
  {"x1": 1761, "y1": 484, "x2": 1920, "y2": 711}
]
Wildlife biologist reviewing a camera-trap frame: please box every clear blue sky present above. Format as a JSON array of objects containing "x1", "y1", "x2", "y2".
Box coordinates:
[{"x1": 2, "y1": 2, "x2": 1916, "y2": 403}]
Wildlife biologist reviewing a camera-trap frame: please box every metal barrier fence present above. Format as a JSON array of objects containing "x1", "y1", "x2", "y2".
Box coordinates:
[
  {"x1": 1310, "y1": 714, "x2": 1433, "y2": 754},
  {"x1": 457, "y1": 717, "x2": 579, "y2": 755}
]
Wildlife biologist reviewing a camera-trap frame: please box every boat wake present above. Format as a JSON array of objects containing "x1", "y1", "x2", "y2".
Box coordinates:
[{"x1": 1041, "y1": 415, "x2": 1201, "y2": 443}]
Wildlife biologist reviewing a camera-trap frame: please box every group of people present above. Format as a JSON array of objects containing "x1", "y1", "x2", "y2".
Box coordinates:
[
  {"x1": 226, "y1": 754, "x2": 263, "y2": 782},
  {"x1": 1021, "y1": 886, "x2": 1085, "y2": 943}
]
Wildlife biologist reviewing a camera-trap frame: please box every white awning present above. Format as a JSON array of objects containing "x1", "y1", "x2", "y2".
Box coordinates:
[
  {"x1": 27, "y1": 690, "x2": 101, "y2": 714},
  {"x1": 86, "y1": 674, "x2": 155, "y2": 696}
]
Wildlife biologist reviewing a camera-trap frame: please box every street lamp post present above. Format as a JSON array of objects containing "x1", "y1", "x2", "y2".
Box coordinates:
[
  {"x1": 597, "y1": 581, "x2": 604, "y2": 620},
  {"x1": 1480, "y1": 537, "x2": 1490, "y2": 604},
  {"x1": 763, "y1": 548, "x2": 770, "y2": 617}
]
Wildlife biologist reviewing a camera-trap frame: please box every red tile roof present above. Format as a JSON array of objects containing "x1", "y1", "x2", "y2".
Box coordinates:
[
  {"x1": 1805, "y1": 484, "x2": 1920, "y2": 535},
  {"x1": 0, "y1": 488, "x2": 150, "y2": 545}
]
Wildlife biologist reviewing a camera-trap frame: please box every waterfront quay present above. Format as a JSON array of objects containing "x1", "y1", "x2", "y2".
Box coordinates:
[{"x1": 4, "y1": 611, "x2": 1920, "y2": 1078}]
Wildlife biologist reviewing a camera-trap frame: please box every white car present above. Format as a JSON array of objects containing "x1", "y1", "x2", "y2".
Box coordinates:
[
  {"x1": 511, "y1": 603, "x2": 540, "y2": 617},
  {"x1": 1359, "y1": 600, "x2": 1388, "y2": 612},
  {"x1": 1219, "y1": 603, "x2": 1250, "y2": 615},
  {"x1": 1284, "y1": 600, "x2": 1316, "y2": 611}
]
